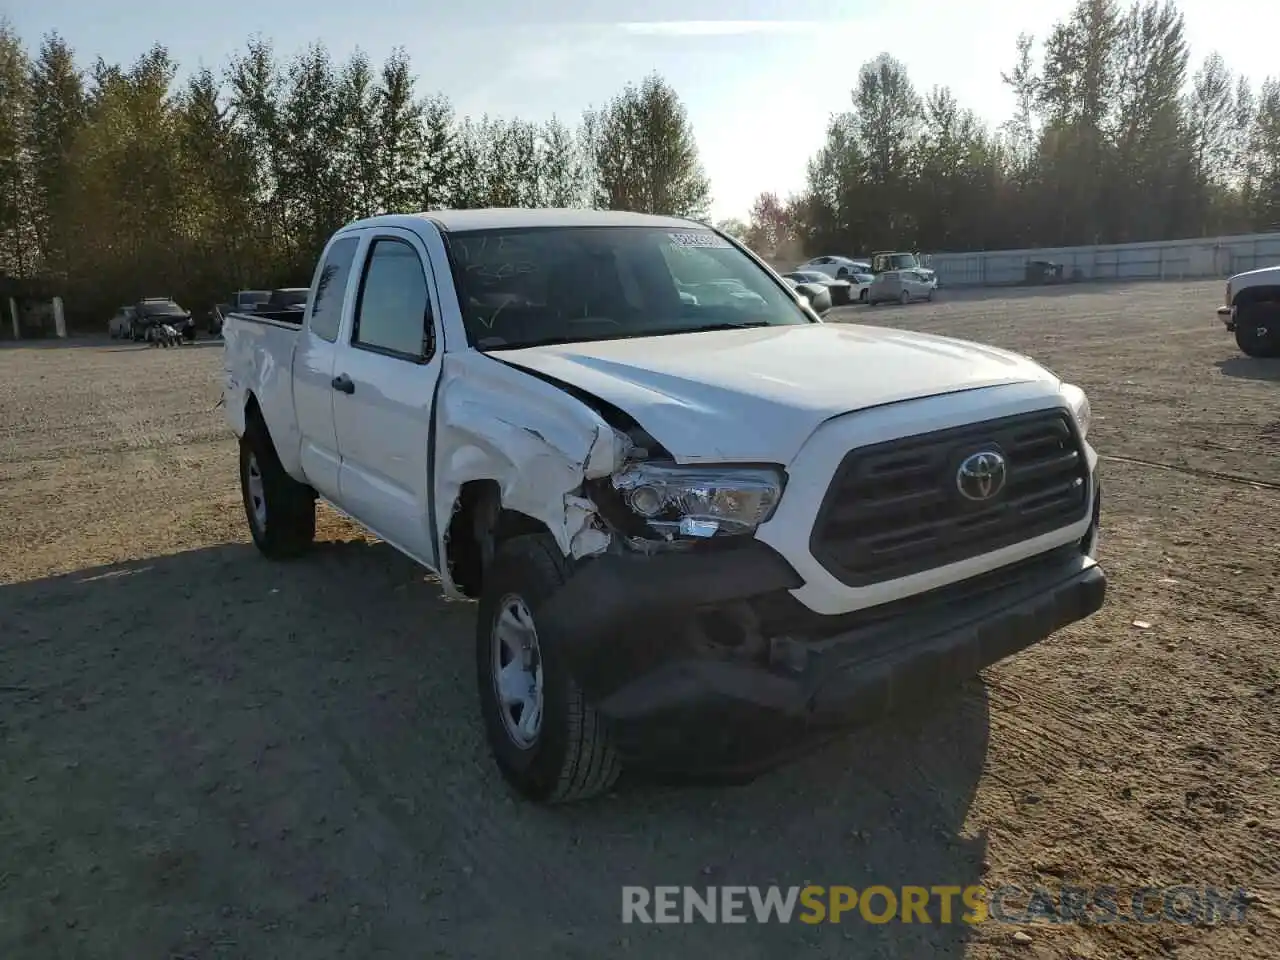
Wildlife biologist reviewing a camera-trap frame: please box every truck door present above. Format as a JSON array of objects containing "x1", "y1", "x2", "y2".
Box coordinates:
[
  {"x1": 294, "y1": 235, "x2": 361, "y2": 503},
  {"x1": 330, "y1": 228, "x2": 443, "y2": 569}
]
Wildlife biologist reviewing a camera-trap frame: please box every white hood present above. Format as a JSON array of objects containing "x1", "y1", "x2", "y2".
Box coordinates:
[
  {"x1": 1230, "y1": 264, "x2": 1280, "y2": 286},
  {"x1": 494, "y1": 323, "x2": 1059, "y2": 464}
]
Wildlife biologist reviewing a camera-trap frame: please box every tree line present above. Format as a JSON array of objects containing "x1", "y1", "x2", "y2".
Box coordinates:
[
  {"x1": 1, "y1": 0, "x2": 1279, "y2": 326},
  {"x1": 741, "y1": 0, "x2": 1280, "y2": 259},
  {"x1": 0, "y1": 28, "x2": 710, "y2": 322}
]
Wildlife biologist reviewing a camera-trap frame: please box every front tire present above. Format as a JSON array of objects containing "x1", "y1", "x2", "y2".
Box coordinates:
[
  {"x1": 239, "y1": 415, "x2": 316, "y2": 558},
  {"x1": 859, "y1": 288, "x2": 868, "y2": 303},
  {"x1": 476, "y1": 534, "x2": 621, "y2": 804},
  {"x1": 1235, "y1": 304, "x2": 1280, "y2": 357},
  {"x1": 899, "y1": 288, "x2": 910, "y2": 305}
]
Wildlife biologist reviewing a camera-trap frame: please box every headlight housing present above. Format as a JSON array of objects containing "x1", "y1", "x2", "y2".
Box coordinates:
[
  {"x1": 611, "y1": 463, "x2": 784, "y2": 538},
  {"x1": 1060, "y1": 382, "x2": 1091, "y2": 438}
]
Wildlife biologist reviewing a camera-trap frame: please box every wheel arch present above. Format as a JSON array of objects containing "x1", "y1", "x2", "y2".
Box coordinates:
[
  {"x1": 1233, "y1": 284, "x2": 1280, "y2": 308},
  {"x1": 445, "y1": 479, "x2": 556, "y2": 598}
]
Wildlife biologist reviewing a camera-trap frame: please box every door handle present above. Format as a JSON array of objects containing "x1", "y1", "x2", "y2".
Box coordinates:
[{"x1": 331, "y1": 374, "x2": 355, "y2": 394}]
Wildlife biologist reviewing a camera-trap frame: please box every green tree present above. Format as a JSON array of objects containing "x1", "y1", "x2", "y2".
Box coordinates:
[
  {"x1": 27, "y1": 32, "x2": 86, "y2": 276},
  {"x1": 0, "y1": 20, "x2": 34, "y2": 275},
  {"x1": 584, "y1": 72, "x2": 710, "y2": 218}
]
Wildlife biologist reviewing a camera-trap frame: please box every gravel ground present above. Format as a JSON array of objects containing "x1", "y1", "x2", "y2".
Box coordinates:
[{"x1": 1, "y1": 281, "x2": 1277, "y2": 959}]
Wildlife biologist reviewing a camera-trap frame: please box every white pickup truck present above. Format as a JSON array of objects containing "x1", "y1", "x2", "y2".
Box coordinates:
[
  {"x1": 222, "y1": 208, "x2": 1105, "y2": 804},
  {"x1": 1217, "y1": 263, "x2": 1280, "y2": 357}
]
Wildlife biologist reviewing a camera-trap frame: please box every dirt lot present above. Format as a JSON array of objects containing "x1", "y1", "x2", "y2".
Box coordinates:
[{"x1": 1, "y1": 281, "x2": 1277, "y2": 959}]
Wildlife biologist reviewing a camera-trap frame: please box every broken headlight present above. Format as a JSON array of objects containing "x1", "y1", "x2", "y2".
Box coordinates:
[{"x1": 611, "y1": 463, "x2": 783, "y2": 539}]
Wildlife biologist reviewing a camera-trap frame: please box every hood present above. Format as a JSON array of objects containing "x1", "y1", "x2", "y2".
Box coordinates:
[
  {"x1": 493, "y1": 323, "x2": 1059, "y2": 464},
  {"x1": 1230, "y1": 264, "x2": 1280, "y2": 286}
]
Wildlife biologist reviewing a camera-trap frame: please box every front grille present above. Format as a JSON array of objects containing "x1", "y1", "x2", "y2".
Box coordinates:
[{"x1": 810, "y1": 409, "x2": 1090, "y2": 587}]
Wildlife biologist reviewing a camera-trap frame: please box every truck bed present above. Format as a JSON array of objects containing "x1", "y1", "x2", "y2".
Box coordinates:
[
  {"x1": 222, "y1": 310, "x2": 300, "y2": 461},
  {"x1": 233, "y1": 308, "x2": 304, "y2": 327}
]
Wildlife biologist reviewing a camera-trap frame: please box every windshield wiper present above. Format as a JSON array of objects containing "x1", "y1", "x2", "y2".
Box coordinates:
[
  {"x1": 483, "y1": 335, "x2": 602, "y2": 350},
  {"x1": 482, "y1": 321, "x2": 770, "y2": 351},
  {"x1": 628, "y1": 321, "x2": 771, "y2": 338}
]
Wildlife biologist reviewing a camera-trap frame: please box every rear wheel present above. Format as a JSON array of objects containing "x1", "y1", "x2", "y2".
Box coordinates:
[
  {"x1": 899, "y1": 288, "x2": 910, "y2": 305},
  {"x1": 1235, "y1": 303, "x2": 1280, "y2": 358},
  {"x1": 239, "y1": 414, "x2": 316, "y2": 558},
  {"x1": 476, "y1": 533, "x2": 621, "y2": 804},
  {"x1": 859, "y1": 288, "x2": 868, "y2": 303}
]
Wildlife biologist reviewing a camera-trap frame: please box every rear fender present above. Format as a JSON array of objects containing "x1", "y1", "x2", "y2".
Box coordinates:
[
  {"x1": 221, "y1": 316, "x2": 303, "y2": 478},
  {"x1": 433, "y1": 352, "x2": 626, "y2": 598}
]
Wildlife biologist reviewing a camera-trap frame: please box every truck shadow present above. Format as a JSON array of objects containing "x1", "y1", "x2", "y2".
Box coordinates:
[
  {"x1": 1216, "y1": 356, "x2": 1280, "y2": 382},
  {"x1": 0, "y1": 541, "x2": 990, "y2": 959}
]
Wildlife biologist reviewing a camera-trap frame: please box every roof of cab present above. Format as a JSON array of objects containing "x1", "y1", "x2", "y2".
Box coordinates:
[{"x1": 338, "y1": 207, "x2": 708, "y2": 235}]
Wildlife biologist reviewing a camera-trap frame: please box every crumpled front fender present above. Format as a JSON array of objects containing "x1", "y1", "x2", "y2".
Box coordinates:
[{"x1": 433, "y1": 352, "x2": 626, "y2": 597}]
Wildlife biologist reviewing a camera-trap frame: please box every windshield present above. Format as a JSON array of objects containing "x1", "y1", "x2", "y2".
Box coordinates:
[
  {"x1": 446, "y1": 226, "x2": 812, "y2": 350},
  {"x1": 138, "y1": 300, "x2": 185, "y2": 316}
]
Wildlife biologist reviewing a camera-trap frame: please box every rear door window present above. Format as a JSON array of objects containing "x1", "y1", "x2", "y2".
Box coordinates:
[{"x1": 309, "y1": 237, "x2": 360, "y2": 342}]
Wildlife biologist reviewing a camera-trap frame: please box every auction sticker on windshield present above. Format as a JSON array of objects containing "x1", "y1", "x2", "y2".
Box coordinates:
[{"x1": 668, "y1": 232, "x2": 731, "y2": 248}]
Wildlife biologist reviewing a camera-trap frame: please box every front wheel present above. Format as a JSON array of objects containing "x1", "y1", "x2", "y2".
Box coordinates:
[
  {"x1": 476, "y1": 534, "x2": 621, "y2": 804},
  {"x1": 859, "y1": 288, "x2": 868, "y2": 303},
  {"x1": 899, "y1": 288, "x2": 910, "y2": 305},
  {"x1": 1235, "y1": 304, "x2": 1280, "y2": 358},
  {"x1": 239, "y1": 416, "x2": 316, "y2": 558}
]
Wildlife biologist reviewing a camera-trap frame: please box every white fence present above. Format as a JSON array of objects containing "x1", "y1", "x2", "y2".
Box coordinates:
[{"x1": 928, "y1": 232, "x2": 1280, "y2": 288}]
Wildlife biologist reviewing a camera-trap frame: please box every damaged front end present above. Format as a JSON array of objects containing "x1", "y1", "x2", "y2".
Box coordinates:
[{"x1": 541, "y1": 410, "x2": 1104, "y2": 775}]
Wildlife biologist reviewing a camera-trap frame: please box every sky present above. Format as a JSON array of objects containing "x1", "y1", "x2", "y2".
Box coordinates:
[{"x1": 4, "y1": 0, "x2": 1277, "y2": 221}]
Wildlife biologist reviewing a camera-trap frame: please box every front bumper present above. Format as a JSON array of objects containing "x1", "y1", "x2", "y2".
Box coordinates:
[
  {"x1": 539, "y1": 509, "x2": 1105, "y2": 771},
  {"x1": 1218, "y1": 304, "x2": 1235, "y2": 329}
]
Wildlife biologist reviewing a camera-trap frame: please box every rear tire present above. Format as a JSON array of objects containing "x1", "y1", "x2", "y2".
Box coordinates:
[
  {"x1": 476, "y1": 533, "x2": 621, "y2": 804},
  {"x1": 1235, "y1": 304, "x2": 1280, "y2": 358},
  {"x1": 239, "y1": 414, "x2": 316, "y2": 559}
]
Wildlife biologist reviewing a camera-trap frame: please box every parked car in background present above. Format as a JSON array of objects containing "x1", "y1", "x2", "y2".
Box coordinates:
[
  {"x1": 108, "y1": 305, "x2": 137, "y2": 339},
  {"x1": 782, "y1": 275, "x2": 833, "y2": 314},
  {"x1": 130, "y1": 298, "x2": 194, "y2": 341},
  {"x1": 783, "y1": 269, "x2": 873, "y2": 306},
  {"x1": 797, "y1": 255, "x2": 868, "y2": 280},
  {"x1": 211, "y1": 290, "x2": 272, "y2": 336},
  {"x1": 867, "y1": 269, "x2": 936, "y2": 306},
  {"x1": 870, "y1": 251, "x2": 937, "y2": 287}
]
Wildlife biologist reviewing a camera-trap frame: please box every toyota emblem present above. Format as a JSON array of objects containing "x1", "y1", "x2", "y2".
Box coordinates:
[{"x1": 956, "y1": 450, "x2": 1007, "y2": 502}]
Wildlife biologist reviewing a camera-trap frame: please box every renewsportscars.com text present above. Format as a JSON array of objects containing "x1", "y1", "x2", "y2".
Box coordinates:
[{"x1": 621, "y1": 885, "x2": 1251, "y2": 925}]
